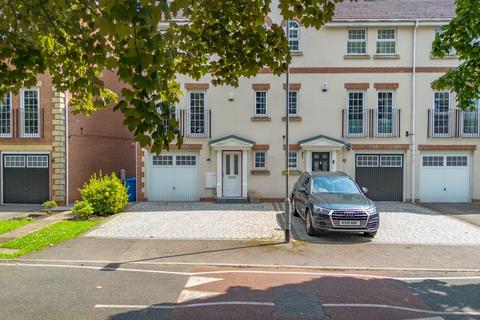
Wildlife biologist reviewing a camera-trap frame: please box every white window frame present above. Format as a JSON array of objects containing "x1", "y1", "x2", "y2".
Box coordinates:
[
  {"x1": 288, "y1": 91, "x2": 298, "y2": 116},
  {"x1": 379, "y1": 155, "x2": 403, "y2": 168},
  {"x1": 20, "y1": 87, "x2": 41, "y2": 138},
  {"x1": 26, "y1": 155, "x2": 49, "y2": 168},
  {"x1": 0, "y1": 92, "x2": 13, "y2": 138},
  {"x1": 175, "y1": 155, "x2": 197, "y2": 167},
  {"x1": 187, "y1": 91, "x2": 207, "y2": 136},
  {"x1": 3, "y1": 155, "x2": 26, "y2": 168},
  {"x1": 288, "y1": 151, "x2": 298, "y2": 169},
  {"x1": 347, "y1": 90, "x2": 366, "y2": 136},
  {"x1": 253, "y1": 151, "x2": 267, "y2": 170},
  {"x1": 254, "y1": 90, "x2": 268, "y2": 117},
  {"x1": 433, "y1": 91, "x2": 451, "y2": 111},
  {"x1": 434, "y1": 29, "x2": 456, "y2": 56},
  {"x1": 376, "y1": 90, "x2": 395, "y2": 136},
  {"x1": 287, "y1": 21, "x2": 300, "y2": 52},
  {"x1": 376, "y1": 28, "x2": 396, "y2": 55},
  {"x1": 356, "y1": 155, "x2": 379, "y2": 167},
  {"x1": 152, "y1": 155, "x2": 174, "y2": 166},
  {"x1": 422, "y1": 156, "x2": 444, "y2": 167},
  {"x1": 346, "y1": 28, "x2": 367, "y2": 55}
]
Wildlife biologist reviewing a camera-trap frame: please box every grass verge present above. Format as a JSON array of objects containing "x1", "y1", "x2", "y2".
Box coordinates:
[
  {"x1": 0, "y1": 220, "x2": 101, "y2": 259},
  {"x1": 0, "y1": 219, "x2": 33, "y2": 236}
]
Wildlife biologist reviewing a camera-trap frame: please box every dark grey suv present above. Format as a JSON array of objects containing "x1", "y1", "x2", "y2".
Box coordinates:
[{"x1": 291, "y1": 171, "x2": 379, "y2": 237}]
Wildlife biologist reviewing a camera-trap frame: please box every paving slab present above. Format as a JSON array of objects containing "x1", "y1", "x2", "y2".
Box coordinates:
[
  {"x1": 421, "y1": 202, "x2": 480, "y2": 228},
  {"x1": 0, "y1": 204, "x2": 43, "y2": 220},
  {"x1": 86, "y1": 202, "x2": 284, "y2": 241}
]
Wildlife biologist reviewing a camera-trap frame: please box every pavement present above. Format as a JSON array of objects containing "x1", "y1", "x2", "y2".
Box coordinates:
[
  {"x1": 421, "y1": 203, "x2": 480, "y2": 228},
  {"x1": 0, "y1": 204, "x2": 43, "y2": 220},
  {"x1": 86, "y1": 202, "x2": 284, "y2": 241}
]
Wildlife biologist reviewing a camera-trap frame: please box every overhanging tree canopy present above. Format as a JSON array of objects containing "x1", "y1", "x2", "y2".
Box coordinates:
[
  {"x1": 0, "y1": 0, "x2": 344, "y2": 152},
  {"x1": 432, "y1": 0, "x2": 480, "y2": 110}
]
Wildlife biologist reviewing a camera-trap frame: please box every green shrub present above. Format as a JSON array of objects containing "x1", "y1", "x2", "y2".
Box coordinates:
[
  {"x1": 72, "y1": 200, "x2": 95, "y2": 219},
  {"x1": 77, "y1": 172, "x2": 128, "y2": 216},
  {"x1": 42, "y1": 200, "x2": 58, "y2": 214}
]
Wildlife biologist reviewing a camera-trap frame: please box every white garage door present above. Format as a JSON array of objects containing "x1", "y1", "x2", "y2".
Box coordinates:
[
  {"x1": 147, "y1": 153, "x2": 199, "y2": 201},
  {"x1": 420, "y1": 154, "x2": 471, "y2": 202}
]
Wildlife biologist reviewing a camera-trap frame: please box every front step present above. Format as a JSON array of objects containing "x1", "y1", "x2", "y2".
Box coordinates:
[{"x1": 216, "y1": 197, "x2": 249, "y2": 204}]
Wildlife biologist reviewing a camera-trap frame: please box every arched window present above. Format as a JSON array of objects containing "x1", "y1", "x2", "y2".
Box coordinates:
[{"x1": 287, "y1": 21, "x2": 300, "y2": 51}]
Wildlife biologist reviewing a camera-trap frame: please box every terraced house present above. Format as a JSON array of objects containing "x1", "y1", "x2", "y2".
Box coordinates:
[
  {"x1": 0, "y1": 72, "x2": 135, "y2": 205},
  {"x1": 136, "y1": 0, "x2": 480, "y2": 203}
]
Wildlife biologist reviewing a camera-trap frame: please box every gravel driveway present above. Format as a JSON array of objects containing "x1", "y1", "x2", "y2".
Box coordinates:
[{"x1": 86, "y1": 202, "x2": 284, "y2": 241}]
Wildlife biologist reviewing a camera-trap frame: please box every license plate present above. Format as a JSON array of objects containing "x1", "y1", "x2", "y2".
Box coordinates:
[{"x1": 339, "y1": 220, "x2": 361, "y2": 226}]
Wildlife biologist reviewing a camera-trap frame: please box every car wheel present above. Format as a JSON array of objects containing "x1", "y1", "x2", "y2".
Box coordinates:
[
  {"x1": 291, "y1": 197, "x2": 300, "y2": 217},
  {"x1": 363, "y1": 232, "x2": 377, "y2": 238},
  {"x1": 305, "y1": 209, "x2": 316, "y2": 236}
]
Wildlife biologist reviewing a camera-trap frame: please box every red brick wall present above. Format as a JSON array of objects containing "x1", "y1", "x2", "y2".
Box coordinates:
[
  {"x1": 68, "y1": 71, "x2": 135, "y2": 203},
  {"x1": 0, "y1": 73, "x2": 54, "y2": 145}
]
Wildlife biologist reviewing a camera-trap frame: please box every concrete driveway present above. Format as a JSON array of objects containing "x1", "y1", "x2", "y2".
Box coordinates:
[
  {"x1": 86, "y1": 202, "x2": 284, "y2": 241},
  {"x1": 292, "y1": 202, "x2": 480, "y2": 245}
]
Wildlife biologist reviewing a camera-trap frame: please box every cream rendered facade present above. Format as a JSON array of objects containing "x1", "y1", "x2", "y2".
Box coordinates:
[{"x1": 138, "y1": 7, "x2": 479, "y2": 203}]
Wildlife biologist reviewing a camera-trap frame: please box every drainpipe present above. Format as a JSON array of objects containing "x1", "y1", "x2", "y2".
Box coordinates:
[
  {"x1": 284, "y1": 19, "x2": 291, "y2": 243},
  {"x1": 65, "y1": 91, "x2": 69, "y2": 206},
  {"x1": 411, "y1": 20, "x2": 419, "y2": 203}
]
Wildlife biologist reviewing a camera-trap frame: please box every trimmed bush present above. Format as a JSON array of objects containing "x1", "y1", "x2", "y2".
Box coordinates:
[
  {"x1": 75, "y1": 172, "x2": 128, "y2": 217},
  {"x1": 42, "y1": 200, "x2": 58, "y2": 214},
  {"x1": 72, "y1": 200, "x2": 95, "y2": 219}
]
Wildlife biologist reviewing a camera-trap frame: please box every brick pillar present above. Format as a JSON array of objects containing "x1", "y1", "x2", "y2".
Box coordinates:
[
  {"x1": 51, "y1": 88, "x2": 67, "y2": 204},
  {"x1": 136, "y1": 143, "x2": 146, "y2": 201}
]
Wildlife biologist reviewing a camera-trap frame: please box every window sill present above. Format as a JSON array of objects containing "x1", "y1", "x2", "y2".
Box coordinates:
[
  {"x1": 344, "y1": 54, "x2": 371, "y2": 59},
  {"x1": 251, "y1": 169, "x2": 270, "y2": 175},
  {"x1": 291, "y1": 51, "x2": 303, "y2": 56},
  {"x1": 282, "y1": 169, "x2": 302, "y2": 176},
  {"x1": 430, "y1": 54, "x2": 458, "y2": 60},
  {"x1": 281, "y1": 116, "x2": 302, "y2": 122},
  {"x1": 373, "y1": 54, "x2": 400, "y2": 59},
  {"x1": 251, "y1": 116, "x2": 271, "y2": 122}
]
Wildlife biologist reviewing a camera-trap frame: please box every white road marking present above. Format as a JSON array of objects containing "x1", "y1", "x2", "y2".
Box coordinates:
[
  {"x1": 177, "y1": 290, "x2": 223, "y2": 303},
  {"x1": 323, "y1": 303, "x2": 480, "y2": 316},
  {"x1": 184, "y1": 276, "x2": 223, "y2": 288},
  {"x1": 404, "y1": 317, "x2": 445, "y2": 320},
  {"x1": 11, "y1": 258, "x2": 480, "y2": 273},
  {"x1": 94, "y1": 302, "x2": 274, "y2": 309},
  {"x1": 2, "y1": 262, "x2": 480, "y2": 282}
]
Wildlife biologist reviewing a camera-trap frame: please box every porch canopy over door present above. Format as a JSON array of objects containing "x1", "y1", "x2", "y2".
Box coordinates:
[
  {"x1": 209, "y1": 135, "x2": 255, "y2": 199},
  {"x1": 298, "y1": 135, "x2": 351, "y2": 173}
]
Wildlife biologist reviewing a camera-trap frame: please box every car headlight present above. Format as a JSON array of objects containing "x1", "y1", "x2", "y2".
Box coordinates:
[
  {"x1": 313, "y1": 205, "x2": 331, "y2": 215},
  {"x1": 366, "y1": 207, "x2": 377, "y2": 215}
]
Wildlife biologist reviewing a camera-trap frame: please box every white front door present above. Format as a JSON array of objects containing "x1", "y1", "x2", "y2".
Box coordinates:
[
  {"x1": 223, "y1": 151, "x2": 242, "y2": 197},
  {"x1": 420, "y1": 154, "x2": 471, "y2": 202}
]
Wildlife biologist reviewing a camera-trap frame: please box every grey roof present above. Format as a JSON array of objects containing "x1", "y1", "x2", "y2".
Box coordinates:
[
  {"x1": 298, "y1": 135, "x2": 351, "y2": 148},
  {"x1": 332, "y1": 0, "x2": 455, "y2": 21},
  {"x1": 209, "y1": 135, "x2": 255, "y2": 145}
]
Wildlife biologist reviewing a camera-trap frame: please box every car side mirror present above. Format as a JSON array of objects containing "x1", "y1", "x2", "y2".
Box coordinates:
[
  {"x1": 361, "y1": 187, "x2": 368, "y2": 194},
  {"x1": 298, "y1": 186, "x2": 308, "y2": 194}
]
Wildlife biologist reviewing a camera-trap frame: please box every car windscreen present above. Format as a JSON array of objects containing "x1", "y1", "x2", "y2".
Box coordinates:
[{"x1": 311, "y1": 176, "x2": 361, "y2": 194}]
